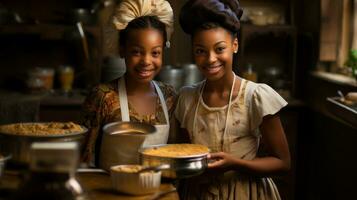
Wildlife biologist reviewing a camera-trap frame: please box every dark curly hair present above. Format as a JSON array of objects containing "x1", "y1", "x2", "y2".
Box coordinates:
[
  {"x1": 179, "y1": 0, "x2": 243, "y2": 35},
  {"x1": 119, "y1": 15, "x2": 167, "y2": 47}
]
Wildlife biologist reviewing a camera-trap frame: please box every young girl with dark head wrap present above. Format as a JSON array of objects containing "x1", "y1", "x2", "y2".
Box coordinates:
[
  {"x1": 176, "y1": 0, "x2": 290, "y2": 199},
  {"x1": 81, "y1": 0, "x2": 176, "y2": 170}
]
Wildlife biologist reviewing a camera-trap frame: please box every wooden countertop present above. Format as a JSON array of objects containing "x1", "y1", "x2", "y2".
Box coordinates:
[
  {"x1": 326, "y1": 97, "x2": 357, "y2": 128},
  {"x1": 77, "y1": 172, "x2": 178, "y2": 200},
  {"x1": 306, "y1": 72, "x2": 357, "y2": 129},
  {"x1": 0, "y1": 171, "x2": 179, "y2": 200}
]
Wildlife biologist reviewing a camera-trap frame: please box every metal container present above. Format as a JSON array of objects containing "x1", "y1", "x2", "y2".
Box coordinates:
[
  {"x1": 102, "y1": 121, "x2": 156, "y2": 136},
  {"x1": 101, "y1": 56, "x2": 126, "y2": 82},
  {"x1": 139, "y1": 144, "x2": 208, "y2": 179},
  {"x1": 182, "y1": 63, "x2": 203, "y2": 86},
  {"x1": 0, "y1": 123, "x2": 87, "y2": 166},
  {"x1": 156, "y1": 65, "x2": 184, "y2": 91},
  {"x1": 100, "y1": 122, "x2": 156, "y2": 170}
]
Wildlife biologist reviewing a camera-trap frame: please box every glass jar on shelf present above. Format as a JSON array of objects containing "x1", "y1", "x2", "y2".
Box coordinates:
[
  {"x1": 242, "y1": 63, "x2": 258, "y2": 82},
  {"x1": 27, "y1": 67, "x2": 54, "y2": 93},
  {"x1": 58, "y1": 65, "x2": 75, "y2": 93}
]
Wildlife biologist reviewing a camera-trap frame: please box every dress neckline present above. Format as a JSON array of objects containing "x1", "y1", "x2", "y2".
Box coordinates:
[{"x1": 199, "y1": 77, "x2": 244, "y2": 111}]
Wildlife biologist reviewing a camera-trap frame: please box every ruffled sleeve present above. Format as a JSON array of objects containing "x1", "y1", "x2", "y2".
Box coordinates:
[
  {"x1": 174, "y1": 84, "x2": 201, "y2": 129},
  {"x1": 249, "y1": 83, "x2": 288, "y2": 131}
]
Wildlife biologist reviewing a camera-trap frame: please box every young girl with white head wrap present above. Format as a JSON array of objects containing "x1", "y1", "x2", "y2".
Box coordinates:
[{"x1": 81, "y1": 0, "x2": 177, "y2": 169}]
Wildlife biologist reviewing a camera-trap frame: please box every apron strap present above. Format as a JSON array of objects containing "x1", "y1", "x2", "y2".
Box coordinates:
[
  {"x1": 119, "y1": 78, "x2": 169, "y2": 124},
  {"x1": 118, "y1": 77, "x2": 130, "y2": 122},
  {"x1": 192, "y1": 81, "x2": 205, "y2": 142},
  {"x1": 222, "y1": 74, "x2": 236, "y2": 150},
  {"x1": 153, "y1": 81, "x2": 170, "y2": 125}
]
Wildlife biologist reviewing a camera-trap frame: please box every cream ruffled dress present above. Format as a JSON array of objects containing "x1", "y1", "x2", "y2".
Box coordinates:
[{"x1": 174, "y1": 76, "x2": 287, "y2": 200}]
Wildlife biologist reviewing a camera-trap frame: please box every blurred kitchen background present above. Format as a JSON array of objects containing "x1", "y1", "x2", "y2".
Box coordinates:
[{"x1": 0, "y1": 0, "x2": 356, "y2": 199}]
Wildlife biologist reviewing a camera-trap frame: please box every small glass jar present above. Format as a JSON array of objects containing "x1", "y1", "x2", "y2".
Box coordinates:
[
  {"x1": 242, "y1": 64, "x2": 258, "y2": 82},
  {"x1": 58, "y1": 66, "x2": 75, "y2": 92},
  {"x1": 27, "y1": 67, "x2": 54, "y2": 92}
]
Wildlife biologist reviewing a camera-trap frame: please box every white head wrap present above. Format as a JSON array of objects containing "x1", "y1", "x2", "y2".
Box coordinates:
[{"x1": 113, "y1": 0, "x2": 174, "y2": 48}]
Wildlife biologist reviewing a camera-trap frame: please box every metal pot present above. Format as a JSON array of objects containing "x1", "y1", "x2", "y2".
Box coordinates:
[
  {"x1": 156, "y1": 65, "x2": 184, "y2": 91},
  {"x1": 182, "y1": 63, "x2": 203, "y2": 86},
  {"x1": 100, "y1": 122, "x2": 156, "y2": 170},
  {"x1": 0, "y1": 123, "x2": 87, "y2": 166},
  {"x1": 101, "y1": 56, "x2": 126, "y2": 82},
  {"x1": 139, "y1": 144, "x2": 208, "y2": 179}
]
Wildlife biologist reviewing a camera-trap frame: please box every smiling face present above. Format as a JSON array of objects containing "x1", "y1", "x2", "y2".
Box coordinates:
[
  {"x1": 192, "y1": 27, "x2": 238, "y2": 81},
  {"x1": 120, "y1": 28, "x2": 164, "y2": 83}
]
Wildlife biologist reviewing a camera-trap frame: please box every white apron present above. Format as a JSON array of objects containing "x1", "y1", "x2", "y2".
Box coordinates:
[
  {"x1": 193, "y1": 75, "x2": 236, "y2": 152},
  {"x1": 99, "y1": 77, "x2": 170, "y2": 170}
]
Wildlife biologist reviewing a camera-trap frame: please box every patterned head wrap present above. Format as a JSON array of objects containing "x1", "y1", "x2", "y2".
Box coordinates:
[{"x1": 113, "y1": 0, "x2": 174, "y2": 47}]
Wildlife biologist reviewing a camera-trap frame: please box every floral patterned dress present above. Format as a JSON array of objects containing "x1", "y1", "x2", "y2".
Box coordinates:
[
  {"x1": 81, "y1": 78, "x2": 177, "y2": 166},
  {"x1": 175, "y1": 76, "x2": 287, "y2": 200}
]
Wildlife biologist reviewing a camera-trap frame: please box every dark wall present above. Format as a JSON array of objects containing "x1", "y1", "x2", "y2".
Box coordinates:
[{"x1": 294, "y1": 0, "x2": 321, "y2": 98}]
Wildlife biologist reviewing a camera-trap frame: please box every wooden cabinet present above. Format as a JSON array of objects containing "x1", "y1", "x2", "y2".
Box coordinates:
[
  {"x1": 300, "y1": 74, "x2": 357, "y2": 199},
  {"x1": 0, "y1": 0, "x2": 104, "y2": 90},
  {"x1": 234, "y1": 0, "x2": 298, "y2": 99},
  {"x1": 236, "y1": 24, "x2": 297, "y2": 97}
]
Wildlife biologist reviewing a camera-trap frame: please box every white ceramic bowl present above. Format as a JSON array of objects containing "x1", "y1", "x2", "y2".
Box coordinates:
[{"x1": 110, "y1": 165, "x2": 161, "y2": 195}]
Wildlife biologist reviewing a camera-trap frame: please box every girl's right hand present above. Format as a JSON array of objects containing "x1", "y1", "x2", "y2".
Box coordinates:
[{"x1": 207, "y1": 152, "x2": 237, "y2": 171}]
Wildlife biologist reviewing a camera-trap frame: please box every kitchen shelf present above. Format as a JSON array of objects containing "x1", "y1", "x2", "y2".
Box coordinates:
[
  {"x1": 237, "y1": 23, "x2": 298, "y2": 97},
  {"x1": 241, "y1": 24, "x2": 296, "y2": 32},
  {"x1": 311, "y1": 71, "x2": 357, "y2": 87},
  {"x1": 0, "y1": 23, "x2": 103, "y2": 88},
  {"x1": 0, "y1": 24, "x2": 101, "y2": 40},
  {"x1": 240, "y1": 24, "x2": 296, "y2": 46}
]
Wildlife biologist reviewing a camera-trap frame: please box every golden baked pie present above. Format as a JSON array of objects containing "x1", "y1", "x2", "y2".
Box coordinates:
[
  {"x1": 142, "y1": 144, "x2": 209, "y2": 157},
  {"x1": 0, "y1": 122, "x2": 84, "y2": 136}
]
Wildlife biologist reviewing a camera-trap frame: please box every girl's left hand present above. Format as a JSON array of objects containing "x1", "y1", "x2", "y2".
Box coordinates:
[{"x1": 207, "y1": 152, "x2": 236, "y2": 170}]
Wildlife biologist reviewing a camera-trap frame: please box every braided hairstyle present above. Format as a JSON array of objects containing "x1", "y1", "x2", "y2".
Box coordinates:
[
  {"x1": 179, "y1": 0, "x2": 243, "y2": 35},
  {"x1": 119, "y1": 15, "x2": 167, "y2": 47}
]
